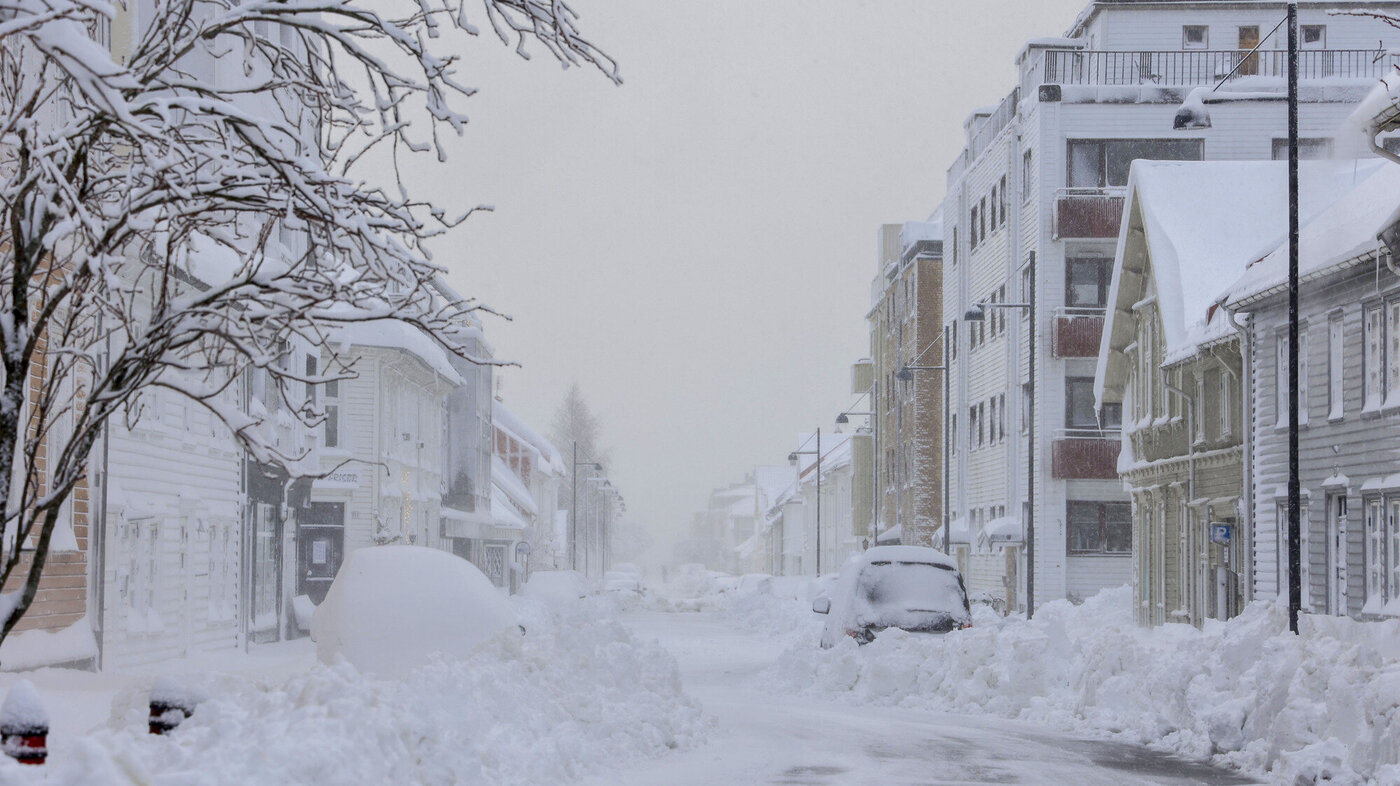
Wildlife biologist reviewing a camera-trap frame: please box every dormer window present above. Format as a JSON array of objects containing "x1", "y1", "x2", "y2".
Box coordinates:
[{"x1": 1183, "y1": 25, "x2": 1207, "y2": 50}]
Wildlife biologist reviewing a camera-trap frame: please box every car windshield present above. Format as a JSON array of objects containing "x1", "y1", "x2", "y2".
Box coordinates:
[{"x1": 860, "y1": 561, "x2": 966, "y2": 615}]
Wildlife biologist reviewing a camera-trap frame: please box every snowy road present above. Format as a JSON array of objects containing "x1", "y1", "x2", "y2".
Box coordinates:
[{"x1": 586, "y1": 611, "x2": 1257, "y2": 786}]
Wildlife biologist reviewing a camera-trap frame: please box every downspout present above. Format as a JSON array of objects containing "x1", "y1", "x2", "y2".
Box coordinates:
[
  {"x1": 1162, "y1": 371, "x2": 1196, "y2": 625},
  {"x1": 1222, "y1": 302, "x2": 1254, "y2": 600}
]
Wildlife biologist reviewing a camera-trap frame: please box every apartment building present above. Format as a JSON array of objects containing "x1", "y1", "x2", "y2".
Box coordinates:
[
  {"x1": 943, "y1": 0, "x2": 1400, "y2": 612},
  {"x1": 868, "y1": 220, "x2": 945, "y2": 549}
]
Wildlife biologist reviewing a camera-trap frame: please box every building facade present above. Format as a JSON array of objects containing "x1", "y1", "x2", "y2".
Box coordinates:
[
  {"x1": 943, "y1": 0, "x2": 1400, "y2": 612},
  {"x1": 868, "y1": 220, "x2": 945, "y2": 549}
]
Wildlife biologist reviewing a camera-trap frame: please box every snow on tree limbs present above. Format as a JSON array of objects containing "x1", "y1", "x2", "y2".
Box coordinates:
[{"x1": 0, "y1": 0, "x2": 618, "y2": 648}]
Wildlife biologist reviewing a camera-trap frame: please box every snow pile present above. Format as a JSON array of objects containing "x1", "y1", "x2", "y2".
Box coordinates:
[
  {"x1": 8, "y1": 597, "x2": 704, "y2": 785},
  {"x1": 0, "y1": 680, "x2": 48, "y2": 731},
  {"x1": 311, "y1": 545, "x2": 517, "y2": 677},
  {"x1": 718, "y1": 581, "x2": 823, "y2": 643},
  {"x1": 771, "y1": 587, "x2": 1400, "y2": 784}
]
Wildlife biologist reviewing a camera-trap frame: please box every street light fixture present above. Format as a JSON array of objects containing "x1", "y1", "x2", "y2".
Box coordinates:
[
  {"x1": 963, "y1": 252, "x2": 1037, "y2": 618},
  {"x1": 1172, "y1": 4, "x2": 1301, "y2": 633}
]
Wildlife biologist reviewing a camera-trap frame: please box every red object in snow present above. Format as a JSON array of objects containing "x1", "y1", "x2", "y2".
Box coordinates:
[{"x1": 2, "y1": 725, "x2": 47, "y2": 765}]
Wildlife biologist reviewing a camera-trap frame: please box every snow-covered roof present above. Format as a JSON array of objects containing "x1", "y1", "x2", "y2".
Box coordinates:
[
  {"x1": 982, "y1": 516, "x2": 1022, "y2": 545},
  {"x1": 491, "y1": 454, "x2": 537, "y2": 518},
  {"x1": 335, "y1": 319, "x2": 464, "y2": 386},
  {"x1": 493, "y1": 401, "x2": 565, "y2": 475},
  {"x1": 1097, "y1": 159, "x2": 1383, "y2": 407},
  {"x1": 1222, "y1": 160, "x2": 1400, "y2": 309}
]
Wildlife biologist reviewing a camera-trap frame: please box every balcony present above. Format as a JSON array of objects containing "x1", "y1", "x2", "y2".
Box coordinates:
[
  {"x1": 1051, "y1": 429, "x2": 1121, "y2": 480},
  {"x1": 1054, "y1": 189, "x2": 1124, "y2": 239},
  {"x1": 1042, "y1": 48, "x2": 1396, "y2": 87},
  {"x1": 1053, "y1": 307, "x2": 1106, "y2": 358}
]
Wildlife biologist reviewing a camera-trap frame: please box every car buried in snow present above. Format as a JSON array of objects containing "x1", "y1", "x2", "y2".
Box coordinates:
[{"x1": 811, "y1": 545, "x2": 972, "y2": 648}]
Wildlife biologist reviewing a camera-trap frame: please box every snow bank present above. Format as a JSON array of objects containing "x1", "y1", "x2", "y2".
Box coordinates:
[
  {"x1": 770, "y1": 586, "x2": 1400, "y2": 784},
  {"x1": 6, "y1": 597, "x2": 704, "y2": 785}
]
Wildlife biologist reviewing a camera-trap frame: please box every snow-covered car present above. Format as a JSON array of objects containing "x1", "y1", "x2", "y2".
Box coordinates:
[
  {"x1": 603, "y1": 570, "x2": 644, "y2": 594},
  {"x1": 812, "y1": 546, "x2": 971, "y2": 648},
  {"x1": 311, "y1": 545, "x2": 519, "y2": 677},
  {"x1": 522, "y1": 569, "x2": 592, "y2": 603}
]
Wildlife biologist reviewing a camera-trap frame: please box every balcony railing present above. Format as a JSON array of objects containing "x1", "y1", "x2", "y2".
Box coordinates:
[
  {"x1": 1051, "y1": 429, "x2": 1121, "y2": 480},
  {"x1": 1042, "y1": 48, "x2": 1394, "y2": 87},
  {"x1": 1053, "y1": 307, "x2": 1106, "y2": 358},
  {"x1": 1054, "y1": 189, "x2": 1125, "y2": 239}
]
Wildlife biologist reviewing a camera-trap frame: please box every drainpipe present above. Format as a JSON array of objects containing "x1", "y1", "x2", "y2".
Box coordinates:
[
  {"x1": 1163, "y1": 372, "x2": 1196, "y2": 625},
  {"x1": 1222, "y1": 302, "x2": 1254, "y2": 600}
]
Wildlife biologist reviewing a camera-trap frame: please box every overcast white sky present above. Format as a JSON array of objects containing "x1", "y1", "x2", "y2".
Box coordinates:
[{"x1": 409, "y1": 0, "x2": 1088, "y2": 548}]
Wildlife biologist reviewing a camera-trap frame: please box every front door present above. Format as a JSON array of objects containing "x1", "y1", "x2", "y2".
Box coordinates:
[
  {"x1": 1237, "y1": 26, "x2": 1260, "y2": 76},
  {"x1": 297, "y1": 502, "x2": 345, "y2": 604}
]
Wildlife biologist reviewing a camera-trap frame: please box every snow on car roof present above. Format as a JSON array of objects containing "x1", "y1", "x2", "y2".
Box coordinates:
[{"x1": 860, "y1": 545, "x2": 957, "y2": 569}]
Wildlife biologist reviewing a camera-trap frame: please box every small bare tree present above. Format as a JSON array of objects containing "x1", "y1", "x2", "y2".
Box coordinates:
[{"x1": 0, "y1": 0, "x2": 617, "y2": 644}]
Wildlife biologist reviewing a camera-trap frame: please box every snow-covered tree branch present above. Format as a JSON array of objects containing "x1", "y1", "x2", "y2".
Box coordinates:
[{"x1": 0, "y1": 0, "x2": 616, "y2": 645}]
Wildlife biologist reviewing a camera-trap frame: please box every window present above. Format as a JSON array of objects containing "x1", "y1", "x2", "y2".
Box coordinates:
[
  {"x1": 1301, "y1": 24, "x2": 1325, "y2": 48},
  {"x1": 968, "y1": 405, "x2": 979, "y2": 451},
  {"x1": 1182, "y1": 25, "x2": 1207, "y2": 49},
  {"x1": 1220, "y1": 369, "x2": 1233, "y2": 438},
  {"x1": 1275, "y1": 329, "x2": 1309, "y2": 426},
  {"x1": 1366, "y1": 304, "x2": 1384, "y2": 410},
  {"x1": 1066, "y1": 139, "x2": 1204, "y2": 189},
  {"x1": 997, "y1": 393, "x2": 1007, "y2": 441},
  {"x1": 970, "y1": 205, "x2": 979, "y2": 249},
  {"x1": 989, "y1": 397, "x2": 998, "y2": 443},
  {"x1": 324, "y1": 372, "x2": 340, "y2": 449},
  {"x1": 1066, "y1": 377, "x2": 1119, "y2": 429},
  {"x1": 950, "y1": 413, "x2": 958, "y2": 454},
  {"x1": 1328, "y1": 313, "x2": 1344, "y2": 420},
  {"x1": 1272, "y1": 138, "x2": 1333, "y2": 161},
  {"x1": 989, "y1": 183, "x2": 998, "y2": 231},
  {"x1": 1067, "y1": 501, "x2": 1132, "y2": 554},
  {"x1": 1066, "y1": 257, "x2": 1112, "y2": 309},
  {"x1": 1388, "y1": 301, "x2": 1400, "y2": 408},
  {"x1": 978, "y1": 401, "x2": 986, "y2": 446},
  {"x1": 998, "y1": 175, "x2": 1008, "y2": 225},
  {"x1": 1022, "y1": 150, "x2": 1033, "y2": 203},
  {"x1": 1366, "y1": 497, "x2": 1385, "y2": 605},
  {"x1": 979, "y1": 196, "x2": 987, "y2": 243}
]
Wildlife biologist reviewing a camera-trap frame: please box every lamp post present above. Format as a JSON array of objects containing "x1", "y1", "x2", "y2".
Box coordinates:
[
  {"x1": 570, "y1": 442, "x2": 602, "y2": 572},
  {"x1": 963, "y1": 250, "x2": 1036, "y2": 618},
  {"x1": 1173, "y1": 5, "x2": 1301, "y2": 633},
  {"x1": 789, "y1": 428, "x2": 821, "y2": 575}
]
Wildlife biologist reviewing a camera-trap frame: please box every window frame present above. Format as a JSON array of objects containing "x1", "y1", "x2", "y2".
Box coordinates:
[
  {"x1": 1182, "y1": 25, "x2": 1208, "y2": 50},
  {"x1": 1067, "y1": 500, "x2": 1133, "y2": 555}
]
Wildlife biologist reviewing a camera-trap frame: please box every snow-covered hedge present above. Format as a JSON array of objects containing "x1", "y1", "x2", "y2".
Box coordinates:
[
  {"x1": 771, "y1": 586, "x2": 1400, "y2": 785},
  {"x1": 6, "y1": 597, "x2": 705, "y2": 785}
]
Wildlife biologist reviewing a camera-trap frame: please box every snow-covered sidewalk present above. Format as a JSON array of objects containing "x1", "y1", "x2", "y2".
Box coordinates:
[
  {"x1": 762, "y1": 586, "x2": 1400, "y2": 785},
  {"x1": 0, "y1": 595, "x2": 705, "y2": 785}
]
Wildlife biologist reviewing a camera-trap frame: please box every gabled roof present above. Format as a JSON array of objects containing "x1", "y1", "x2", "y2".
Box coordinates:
[{"x1": 1097, "y1": 159, "x2": 1380, "y2": 407}]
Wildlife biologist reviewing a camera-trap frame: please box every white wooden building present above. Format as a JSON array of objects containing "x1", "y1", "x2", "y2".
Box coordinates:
[{"x1": 943, "y1": 0, "x2": 1400, "y2": 613}]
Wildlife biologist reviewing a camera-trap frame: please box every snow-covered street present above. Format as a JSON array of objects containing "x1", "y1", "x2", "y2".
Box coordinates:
[{"x1": 589, "y1": 609, "x2": 1255, "y2": 786}]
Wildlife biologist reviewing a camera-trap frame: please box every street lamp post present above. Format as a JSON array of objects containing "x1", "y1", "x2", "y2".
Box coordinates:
[
  {"x1": 963, "y1": 250, "x2": 1036, "y2": 618},
  {"x1": 1173, "y1": 5, "x2": 1302, "y2": 632},
  {"x1": 789, "y1": 428, "x2": 821, "y2": 575},
  {"x1": 570, "y1": 442, "x2": 602, "y2": 573}
]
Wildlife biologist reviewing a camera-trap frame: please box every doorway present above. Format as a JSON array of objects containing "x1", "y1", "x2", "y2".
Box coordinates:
[
  {"x1": 1237, "y1": 26, "x2": 1260, "y2": 76},
  {"x1": 297, "y1": 502, "x2": 345, "y2": 604}
]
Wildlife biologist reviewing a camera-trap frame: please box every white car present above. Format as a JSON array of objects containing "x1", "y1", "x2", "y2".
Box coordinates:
[
  {"x1": 812, "y1": 546, "x2": 971, "y2": 648},
  {"x1": 604, "y1": 570, "x2": 644, "y2": 594}
]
